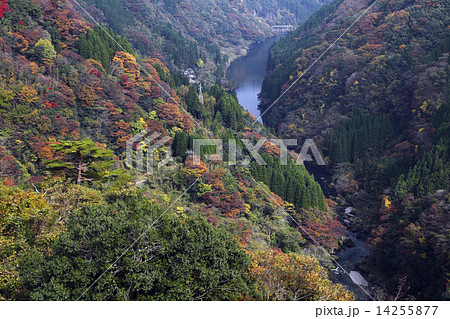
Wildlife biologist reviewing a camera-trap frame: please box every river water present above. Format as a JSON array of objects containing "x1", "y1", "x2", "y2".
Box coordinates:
[
  {"x1": 226, "y1": 35, "x2": 282, "y2": 121},
  {"x1": 228, "y1": 34, "x2": 373, "y2": 300},
  {"x1": 334, "y1": 211, "x2": 373, "y2": 301}
]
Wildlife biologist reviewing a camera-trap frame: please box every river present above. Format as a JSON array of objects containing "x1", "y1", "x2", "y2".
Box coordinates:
[
  {"x1": 334, "y1": 208, "x2": 373, "y2": 300},
  {"x1": 226, "y1": 35, "x2": 282, "y2": 121},
  {"x1": 228, "y1": 34, "x2": 373, "y2": 300}
]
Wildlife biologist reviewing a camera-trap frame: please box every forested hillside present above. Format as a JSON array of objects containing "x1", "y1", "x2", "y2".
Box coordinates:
[
  {"x1": 78, "y1": 0, "x2": 329, "y2": 83},
  {"x1": 0, "y1": 0, "x2": 354, "y2": 301},
  {"x1": 259, "y1": 0, "x2": 449, "y2": 300}
]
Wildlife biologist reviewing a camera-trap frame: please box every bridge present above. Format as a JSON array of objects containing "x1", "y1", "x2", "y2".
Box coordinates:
[{"x1": 271, "y1": 25, "x2": 295, "y2": 33}]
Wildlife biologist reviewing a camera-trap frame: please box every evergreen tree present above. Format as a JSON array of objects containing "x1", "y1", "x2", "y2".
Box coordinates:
[{"x1": 46, "y1": 139, "x2": 116, "y2": 185}]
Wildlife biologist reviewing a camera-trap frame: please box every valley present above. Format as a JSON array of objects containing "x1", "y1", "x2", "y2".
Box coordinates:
[{"x1": 0, "y1": 0, "x2": 448, "y2": 302}]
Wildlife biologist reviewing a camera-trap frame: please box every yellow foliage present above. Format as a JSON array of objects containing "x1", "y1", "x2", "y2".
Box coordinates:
[
  {"x1": 29, "y1": 62, "x2": 39, "y2": 75},
  {"x1": 87, "y1": 59, "x2": 105, "y2": 73},
  {"x1": 420, "y1": 100, "x2": 429, "y2": 113},
  {"x1": 113, "y1": 51, "x2": 140, "y2": 82},
  {"x1": 382, "y1": 196, "x2": 392, "y2": 209},
  {"x1": 248, "y1": 249, "x2": 354, "y2": 301},
  {"x1": 0, "y1": 183, "x2": 64, "y2": 300},
  {"x1": 76, "y1": 84, "x2": 96, "y2": 107},
  {"x1": 17, "y1": 86, "x2": 39, "y2": 105}
]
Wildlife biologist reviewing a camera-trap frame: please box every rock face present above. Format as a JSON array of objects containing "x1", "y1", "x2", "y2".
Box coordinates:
[{"x1": 349, "y1": 271, "x2": 368, "y2": 287}]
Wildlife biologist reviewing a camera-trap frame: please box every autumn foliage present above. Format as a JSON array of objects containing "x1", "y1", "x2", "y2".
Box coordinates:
[
  {"x1": 0, "y1": 0, "x2": 7, "y2": 19},
  {"x1": 248, "y1": 249, "x2": 354, "y2": 301}
]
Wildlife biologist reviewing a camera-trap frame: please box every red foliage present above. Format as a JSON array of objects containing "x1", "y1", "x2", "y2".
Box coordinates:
[
  {"x1": 0, "y1": 146, "x2": 21, "y2": 179},
  {"x1": 120, "y1": 74, "x2": 129, "y2": 85},
  {"x1": 301, "y1": 218, "x2": 346, "y2": 250},
  {"x1": 202, "y1": 191, "x2": 245, "y2": 217},
  {"x1": 0, "y1": 0, "x2": 7, "y2": 19},
  {"x1": 3, "y1": 177, "x2": 14, "y2": 186},
  {"x1": 90, "y1": 69, "x2": 101, "y2": 78},
  {"x1": 43, "y1": 100, "x2": 57, "y2": 109},
  {"x1": 206, "y1": 214, "x2": 219, "y2": 227},
  {"x1": 146, "y1": 120, "x2": 166, "y2": 135}
]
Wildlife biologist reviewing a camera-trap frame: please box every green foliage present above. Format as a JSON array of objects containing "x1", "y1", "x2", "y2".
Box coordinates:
[
  {"x1": 153, "y1": 63, "x2": 188, "y2": 88},
  {"x1": 250, "y1": 154, "x2": 326, "y2": 214},
  {"x1": 84, "y1": 0, "x2": 135, "y2": 34},
  {"x1": 360, "y1": 155, "x2": 410, "y2": 195},
  {"x1": 209, "y1": 85, "x2": 245, "y2": 131},
  {"x1": 261, "y1": 0, "x2": 344, "y2": 105},
  {"x1": 158, "y1": 22, "x2": 200, "y2": 68},
  {"x1": 0, "y1": 183, "x2": 61, "y2": 300},
  {"x1": 76, "y1": 26, "x2": 133, "y2": 70},
  {"x1": 395, "y1": 142, "x2": 449, "y2": 199},
  {"x1": 0, "y1": 0, "x2": 356, "y2": 303},
  {"x1": 19, "y1": 192, "x2": 253, "y2": 300},
  {"x1": 267, "y1": 0, "x2": 344, "y2": 71},
  {"x1": 46, "y1": 139, "x2": 116, "y2": 185},
  {"x1": 33, "y1": 39, "x2": 56, "y2": 62},
  {"x1": 273, "y1": 227, "x2": 305, "y2": 253},
  {"x1": 172, "y1": 131, "x2": 216, "y2": 161},
  {"x1": 326, "y1": 113, "x2": 393, "y2": 165},
  {"x1": 186, "y1": 85, "x2": 209, "y2": 120},
  {"x1": 172, "y1": 131, "x2": 189, "y2": 160}
]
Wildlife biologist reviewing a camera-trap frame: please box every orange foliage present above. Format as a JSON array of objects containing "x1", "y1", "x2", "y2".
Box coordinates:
[
  {"x1": 53, "y1": 8, "x2": 90, "y2": 48},
  {"x1": 112, "y1": 121, "x2": 132, "y2": 150},
  {"x1": 224, "y1": 208, "x2": 240, "y2": 218},
  {"x1": 248, "y1": 249, "x2": 354, "y2": 301},
  {"x1": 29, "y1": 138, "x2": 56, "y2": 161},
  {"x1": 158, "y1": 102, "x2": 184, "y2": 128},
  {"x1": 113, "y1": 51, "x2": 140, "y2": 83},
  {"x1": 76, "y1": 84, "x2": 96, "y2": 107},
  {"x1": 10, "y1": 32, "x2": 29, "y2": 53},
  {"x1": 269, "y1": 192, "x2": 285, "y2": 207},
  {"x1": 262, "y1": 140, "x2": 281, "y2": 156},
  {"x1": 184, "y1": 156, "x2": 207, "y2": 179}
]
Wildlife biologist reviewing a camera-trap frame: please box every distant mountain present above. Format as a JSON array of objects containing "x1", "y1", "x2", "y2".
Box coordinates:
[{"x1": 78, "y1": 0, "x2": 329, "y2": 81}]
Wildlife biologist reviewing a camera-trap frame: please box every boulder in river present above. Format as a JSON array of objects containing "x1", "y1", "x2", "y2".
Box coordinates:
[
  {"x1": 344, "y1": 237, "x2": 356, "y2": 248},
  {"x1": 349, "y1": 271, "x2": 368, "y2": 287}
]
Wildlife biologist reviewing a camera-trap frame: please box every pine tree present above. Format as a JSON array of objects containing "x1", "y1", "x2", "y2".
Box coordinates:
[{"x1": 46, "y1": 139, "x2": 115, "y2": 185}]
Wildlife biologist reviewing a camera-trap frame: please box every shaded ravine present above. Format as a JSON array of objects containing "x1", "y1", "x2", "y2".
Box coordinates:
[
  {"x1": 229, "y1": 35, "x2": 373, "y2": 300},
  {"x1": 306, "y1": 165, "x2": 373, "y2": 300},
  {"x1": 334, "y1": 208, "x2": 372, "y2": 300}
]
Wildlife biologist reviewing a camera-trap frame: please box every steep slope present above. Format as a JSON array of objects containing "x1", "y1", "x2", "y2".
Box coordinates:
[
  {"x1": 259, "y1": 0, "x2": 449, "y2": 300},
  {"x1": 0, "y1": 0, "x2": 353, "y2": 300}
]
